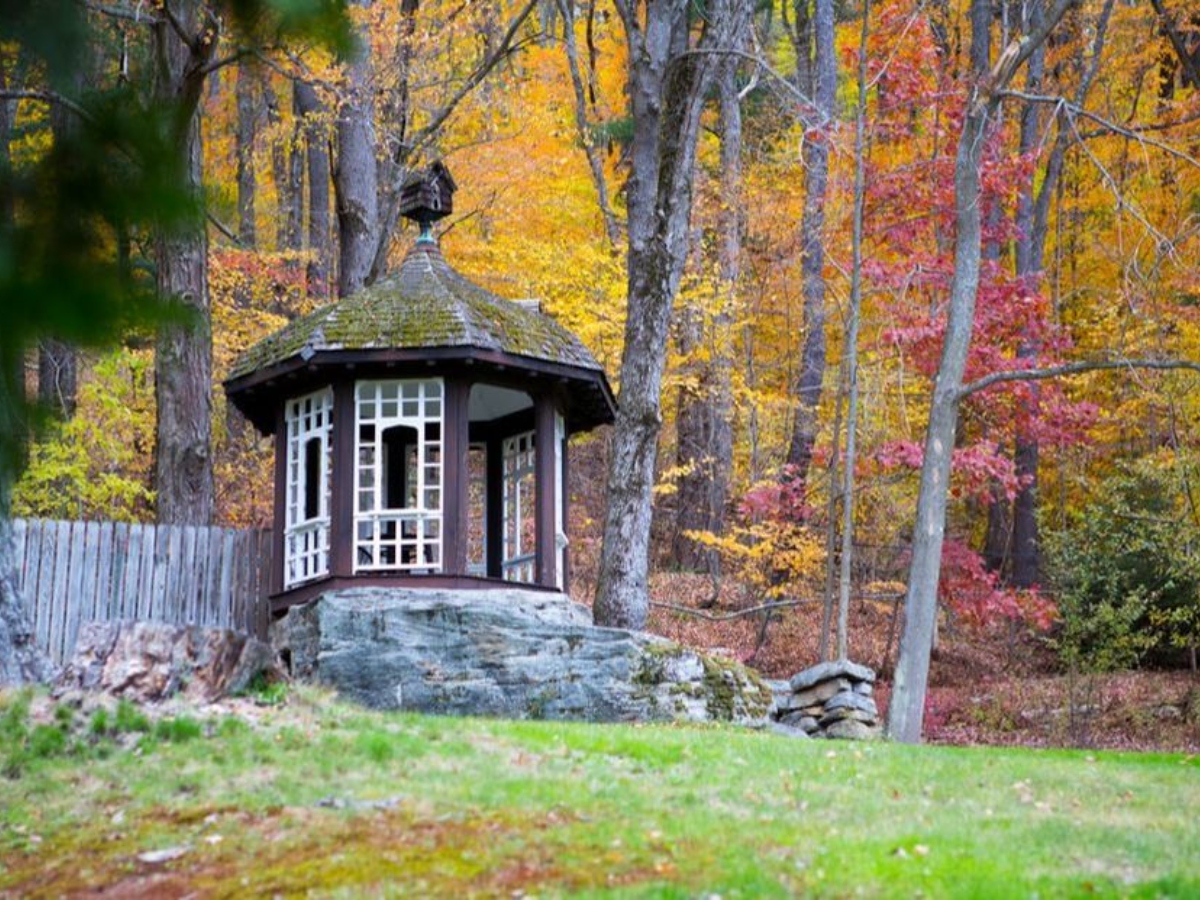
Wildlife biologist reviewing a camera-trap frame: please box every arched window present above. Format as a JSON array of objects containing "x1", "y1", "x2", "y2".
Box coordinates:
[
  {"x1": 284, "y1": 388, "x2": 333, "y2": 588},
  {"x1": 355, "y1": 379, "x2": 443, "y2": 572}
]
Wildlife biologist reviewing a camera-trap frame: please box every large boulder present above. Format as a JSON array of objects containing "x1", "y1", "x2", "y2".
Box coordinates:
[
  {"x1": 57, "y1": 621, "x2": 276, "y2": 702},
  {"x1": 273, "y1": 587, "x2": 773, "y2": 725}
]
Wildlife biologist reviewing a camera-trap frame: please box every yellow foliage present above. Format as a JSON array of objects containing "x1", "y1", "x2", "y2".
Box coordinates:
[{"x1": 688, "y1": 521, "x2": 824, "y2": 601}]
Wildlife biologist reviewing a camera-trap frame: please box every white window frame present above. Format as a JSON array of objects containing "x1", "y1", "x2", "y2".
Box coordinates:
[
  {"x1": 283, "y1": 387, "x2": 333, "y2": 589},
  {"x1": 502, "y1": 430, "x2": 537, "y2": 583},
  {"x1": 354, "y1": 378, "x2": 444, "y2": 573}
]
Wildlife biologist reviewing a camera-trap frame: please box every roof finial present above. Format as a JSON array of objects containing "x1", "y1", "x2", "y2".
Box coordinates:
[{"x1": 399, "y1": 161, "x2": 457, "y2": 244}]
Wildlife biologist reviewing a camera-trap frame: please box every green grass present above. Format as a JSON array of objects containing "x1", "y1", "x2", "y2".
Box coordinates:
[{"x1": 1, "y1": 687, "x2": 1197, "y2": 898}]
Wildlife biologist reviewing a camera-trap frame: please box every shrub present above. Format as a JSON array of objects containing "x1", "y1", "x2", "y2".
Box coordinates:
[{"x1": 1044, "y1": 460, "x2": 1200, "y2": 671}]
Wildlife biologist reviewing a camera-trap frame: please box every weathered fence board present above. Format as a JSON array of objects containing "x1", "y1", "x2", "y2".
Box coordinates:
[{"x1": 13, "y1": 519, "x2": 274, "y2": 664}]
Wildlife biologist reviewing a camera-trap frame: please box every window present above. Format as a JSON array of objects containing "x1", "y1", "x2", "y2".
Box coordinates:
[
  {"x1": 355, "y1": 379, "x2": 443, "y2": 572},
  {"x1": 502, "y1": 430, "x2": 536, "y2": 583},
  {"x1": 284, "y1": 388, "x2": 333, "y2": 588}
]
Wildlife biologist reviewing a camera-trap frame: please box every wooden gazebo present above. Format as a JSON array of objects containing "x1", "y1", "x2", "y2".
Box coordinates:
[{"x1": 223, "y1": 166, "x2": 615, "y2": 612}]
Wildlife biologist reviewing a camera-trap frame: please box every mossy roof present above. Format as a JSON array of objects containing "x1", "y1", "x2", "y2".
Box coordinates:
[{"x1": 227, "y1": 242, "x2": 607, "y2": 382}]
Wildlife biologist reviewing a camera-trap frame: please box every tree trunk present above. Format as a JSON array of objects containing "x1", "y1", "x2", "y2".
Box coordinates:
[
  {"x1": 235, "y1": 60, "x2": 258, "y2": 247},
  {"x1": 708, "y1": 70, "x2": 739, "y2": 545},
  {"x1": 295, "y1": 80, "x2": 332, "y2": 298},
  {"x1": 671, "y1": 64, "x2": 742, "y2": 573},
  {"x1": 0, "y1": 355, "x2": 54, "y2": 685},
  {"x1": 836, "y1": 0, "x2": 872, "y2": 661},
  {"x1": 785, "y1": 0, "x2": 836, "y2": 485},
  {"x1": 38, "y1": 62, "x2": 83, "y2": 417},
  {"x1": 887, "y1": 0, "x2": 1073, "y2": 743},
  {"x1": 264, "y1": 77, "x2": 303, "y2": 252},
  {"x1": 334, "y1": 0, "x2": 379, "y2": 298},
  {"x1": 1012, "y1": 0, "x2": 1114, "y2": 588},
  {"x1": 37, "y1": 340, "x2": 77, "y2": 418},
  {"x1": 887, "y1": 92, "x2": 990, "y2": 743},
  {"x1": 594, "y1": 0, "x2": 746, "y2": 629},
  {"x1": 558, "y1": 0, "x2": 621, "y2": 248},
  {"x1": 153, "y1": 0, "x2": 216, "y2": 526},
  {"x1": 0, "y1": 77, "x2": 52, "y2": 680}
]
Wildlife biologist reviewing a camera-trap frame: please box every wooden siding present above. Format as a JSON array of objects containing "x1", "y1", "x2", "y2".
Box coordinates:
[{"x1": 11, "y1": 519, "x2": 273, "y2": 664}]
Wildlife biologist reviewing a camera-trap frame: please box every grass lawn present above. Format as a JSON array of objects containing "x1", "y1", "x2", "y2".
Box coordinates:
[{"x1": 1, "y1": 687, "x2": 1197, "y2": 898}]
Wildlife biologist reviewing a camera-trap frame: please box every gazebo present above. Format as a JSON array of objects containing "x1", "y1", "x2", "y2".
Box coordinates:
[{"x1": 224, "y1": 165, "x2": 616, "y2": 613}]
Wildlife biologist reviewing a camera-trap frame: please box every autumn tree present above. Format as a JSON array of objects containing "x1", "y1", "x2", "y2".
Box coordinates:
[
  {"x1": 887, "y1": 0, "x2": 1074, "y2": 744},
  {"x1": 0, "y1": 0, "x2": 348, "y2": 682},
  {"x1": 0, "y1": 2, "x2": 189, "y2": 681},
  {"x1": 671, "y1": 24, "x2": 746, "y2": 574},
  {"x1": 594, "y1": 0, "x2": 749, "y2": 629},
  {"x1": 295, "y1": 79, "x2": 333, "y2": 297},
  {"x1": 151, "y1": 0, "x2": 220, "y2": 525},
  {"x1": 784, "y1": 0, "x2": 837, "y2": 489},
  {"x1": 331, "y1": 0, "x2": 539, "y2": 295}
]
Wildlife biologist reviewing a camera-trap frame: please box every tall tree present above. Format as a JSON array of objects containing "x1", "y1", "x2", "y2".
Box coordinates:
[
  {"x1": 784, "y1": 0, "x2": 836, "y2": 486},
  {"x1": 235, "y1": 59, "x2": 258, "y2": 247},
  {"x1": 37, "y1": 59, "x2": 87, "y2": 420},
  {"x1": 594, "y1": 0, "x2": 748, "y2": 629},
  {"x1": 333, "y1": 0, "x2": 379, "y2": 297},
  {"x1": 558, "y1": 0, "x2": 621, "y2": 248},
  {"x1": 887, "y1": 0, "x2": 1073, "y2": 744},
  {"x1": 0, "y1": 41, "x2": 51, "y2": 684},
  {"x1": 295, "y1": 79, "x2": 333, "y2": 297},
  {"x1": 671, "y1": 42, "x2": 744, "y2": 573},
  {"x1": 263, "y1": 76, "x2": 303, "y2": 251},
  {"x1": 153, "y1": 0, "x2": 218, "y2": 525},
  {"x1": 0, "y1": 0, "x2": 349, "y2": 683},
  {"x1": 366, "y1": 0, "x2": 539, "y2": 283},
  {"x1": 997, "y1": 0, "x2": 1115, "y2": 588}
]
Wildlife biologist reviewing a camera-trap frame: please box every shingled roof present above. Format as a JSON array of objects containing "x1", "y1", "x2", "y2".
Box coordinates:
[
  {"x1": 227, "y1": 242, "x2": 605, "y2": 381},
  {"x1": 224, "y1": 240, "x2": 616, "y2": 436}
]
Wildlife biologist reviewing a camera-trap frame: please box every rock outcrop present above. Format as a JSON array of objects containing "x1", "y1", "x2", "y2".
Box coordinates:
[
  {"x1": 771, "y1": 659, "x2": 881, "y2": 739},
  {"x1": 273, "y1": 587, "x2": 773, "y2": 725},
  {"x1": 56, "y1": 621, "x2": 276, "y2": 702}
]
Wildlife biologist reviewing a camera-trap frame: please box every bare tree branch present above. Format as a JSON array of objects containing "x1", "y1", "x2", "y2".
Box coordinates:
[
  {"x1": 1003, "y1": 89, "x2": 1200, "y2": 170},
  {"x1": 651, "y1": 598, "x2": 818, "y2": 622},
  {"x1": 368, "y1": 0, "x2": 540, "y2": 280},
  {"x1": 207, "y1": 210, "x2": 241, "y2": 244},
  {"x1": 991, "y1": 0, "x2": 1075, "y2": 91},
  {"x1": 958, "y1": 358, "x2": 1200, "y2": 399},
  {"x1": 83, "y1": 1, "x2": 161, "y2": 25},
  {"x1": 556, "y1": 0, "x2": 621, "y2": 247},
  {"x1": 0, "y1": 89, "x2": 91, "y2": 121}
]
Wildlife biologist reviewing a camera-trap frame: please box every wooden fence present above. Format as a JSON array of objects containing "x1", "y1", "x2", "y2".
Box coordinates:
[{"x1": 12, "y1": 519, "x2": 273, "y2": 664}]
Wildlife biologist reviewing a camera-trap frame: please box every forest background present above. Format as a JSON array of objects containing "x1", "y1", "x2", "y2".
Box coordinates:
[{"x1": 3, "y1": 0, "x2": 1199, "y2": 746}]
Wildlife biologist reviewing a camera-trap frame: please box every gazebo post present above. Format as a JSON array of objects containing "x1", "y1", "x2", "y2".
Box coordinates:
[
  {"x1": 485, "y1": 432, "x2": 504, "y2": 579},
  {"x1": 329, "y1": 378, "x2": 356, "y2": 578},
  {"x1": 534, "y1": 394, "x2": 558, "y2": 589},
  {"x1": 271, "y1": 407, "x2": 287, "y2": 596},
  {"x1": 443, "y1": 379, "x2": 471, "y2": 576}
]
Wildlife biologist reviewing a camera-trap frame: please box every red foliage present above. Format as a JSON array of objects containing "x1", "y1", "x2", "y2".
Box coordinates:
[
  {"x1": 936, "y1": 540, "x2": 1057, "y2": 632},
  {"x1": 738, "y1": 465, "x2": 814, "y2": 523}
]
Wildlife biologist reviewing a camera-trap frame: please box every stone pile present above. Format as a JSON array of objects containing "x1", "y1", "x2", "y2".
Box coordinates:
[{"x1": 772, "y1": 659, "x2": 880, "y2": 739}]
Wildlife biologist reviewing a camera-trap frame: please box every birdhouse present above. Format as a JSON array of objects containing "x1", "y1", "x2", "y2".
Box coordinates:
[
  {"x1": 223, "y1": 164, "x2": 615, "y2": 613},
  {"x1": 398, "y1": 161, "x2": 457, "y2": 227}
]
